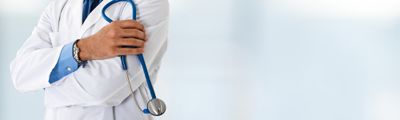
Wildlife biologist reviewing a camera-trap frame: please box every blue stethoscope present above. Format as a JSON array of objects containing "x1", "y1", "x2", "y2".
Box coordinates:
[{"x1": 102, "y1": 0, "x2": 166, "y2": 116}]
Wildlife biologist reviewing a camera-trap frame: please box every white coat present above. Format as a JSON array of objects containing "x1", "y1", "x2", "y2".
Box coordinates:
[{"x1": 9, "y1": 0, "x2": 169, "y2": 119}]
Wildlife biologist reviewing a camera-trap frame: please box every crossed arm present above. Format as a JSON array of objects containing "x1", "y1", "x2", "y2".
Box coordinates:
[{"x1": 10, "y1": 0, "x2": 169, "y2": 107}]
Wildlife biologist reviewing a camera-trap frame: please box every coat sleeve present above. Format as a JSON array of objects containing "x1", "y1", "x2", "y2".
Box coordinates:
[
  {"x1": 10, "y1": 1, "x2": 63, "y2": 92},
  {"x1": 43, "y1": 0, "x2": 169, "y2": 107}
]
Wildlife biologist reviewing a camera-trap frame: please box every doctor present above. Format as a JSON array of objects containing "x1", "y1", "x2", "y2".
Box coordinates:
[{"x1": 10, "y1": 0, "x2": 168, "y2": 119}]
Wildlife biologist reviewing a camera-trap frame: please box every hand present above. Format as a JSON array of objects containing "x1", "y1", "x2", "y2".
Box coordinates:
[{"x1": 77, "y1": 20, "x2": 147, "y2": 61}]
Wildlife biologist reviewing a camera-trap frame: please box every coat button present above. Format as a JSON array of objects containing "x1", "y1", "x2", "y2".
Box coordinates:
[{"x1": 67, "y1": 66, "x2": 72, "y2": 71}]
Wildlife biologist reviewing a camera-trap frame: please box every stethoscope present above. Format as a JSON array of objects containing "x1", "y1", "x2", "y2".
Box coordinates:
[{"x1": 102, "y1": 0, "x2": 166, "y2": 116}]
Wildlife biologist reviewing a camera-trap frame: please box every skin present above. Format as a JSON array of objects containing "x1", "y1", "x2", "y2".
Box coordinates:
[{"x1": 77, "y1": 20, "x2": 147, "y2": 61}]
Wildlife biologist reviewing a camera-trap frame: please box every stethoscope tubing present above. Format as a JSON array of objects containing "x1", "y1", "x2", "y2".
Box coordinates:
[{"x1": 101, "y1": 0, "x2": 157, "y2": 99}]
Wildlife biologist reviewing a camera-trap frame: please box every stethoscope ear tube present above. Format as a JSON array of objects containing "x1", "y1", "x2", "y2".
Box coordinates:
[{"x1": 102, "y1": 0, "x2": 166, "y2": 116}]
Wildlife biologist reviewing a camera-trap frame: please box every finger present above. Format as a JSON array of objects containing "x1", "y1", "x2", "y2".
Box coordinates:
[
  {"x1": 115, "y1": 20, "x2": 144, "y2": 31},
  {"x1": 115, "y1": 47, "x2": 144, "y2": 55},
  {"x1": 121, "y1": 29, "x2": 146, "y2": 40},
  {"x1": 115, "y1": 38, "x2": 145, "y2": 47}
]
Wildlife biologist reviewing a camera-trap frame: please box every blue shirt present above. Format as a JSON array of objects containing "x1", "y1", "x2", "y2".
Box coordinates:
[{"x1": 49, "y1": 0, "x2": 103, "y2": 83}]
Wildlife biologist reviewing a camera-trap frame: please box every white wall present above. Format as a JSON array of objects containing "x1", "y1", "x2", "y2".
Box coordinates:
[{"x1": 2, "y1": 0, "x2": 400, "y2": 120}]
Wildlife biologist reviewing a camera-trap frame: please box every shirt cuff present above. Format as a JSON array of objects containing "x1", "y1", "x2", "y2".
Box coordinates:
[{"x1": 49, "y1": 42, "x2": 79, "y2": 84}]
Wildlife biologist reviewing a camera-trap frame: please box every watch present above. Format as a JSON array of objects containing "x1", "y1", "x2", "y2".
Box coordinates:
[{"x1": 73, "y1": 40, "x2": 84, "y2": 65}]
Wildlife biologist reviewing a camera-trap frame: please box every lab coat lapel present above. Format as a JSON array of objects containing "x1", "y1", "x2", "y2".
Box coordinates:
[{"x1": 79, "y1": 0, "x2": 111, "y2": 38}]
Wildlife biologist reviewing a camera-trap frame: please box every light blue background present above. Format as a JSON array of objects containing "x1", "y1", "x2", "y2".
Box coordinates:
[{"x1": 2, "y1": 0, "x2": 400, "y2": 120}]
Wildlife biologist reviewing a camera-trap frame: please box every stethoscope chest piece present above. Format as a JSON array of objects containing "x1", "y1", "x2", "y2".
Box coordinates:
[{"x1": 147, "y1": 98, "x2": 166, "y2": 116}]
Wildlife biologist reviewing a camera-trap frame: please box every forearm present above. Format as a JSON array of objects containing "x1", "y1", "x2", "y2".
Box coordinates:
[
  {"x1": 44, "y1": 26, "x2": 168, "y2": 106},
  {"x1": 44, "y1": 56, "x2": 161, "y2": 107}
]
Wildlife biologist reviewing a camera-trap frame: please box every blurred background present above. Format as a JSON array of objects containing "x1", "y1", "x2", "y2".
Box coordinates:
[{"x1": 2, "y1": 0, "x2": 400, "y2": 120}]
